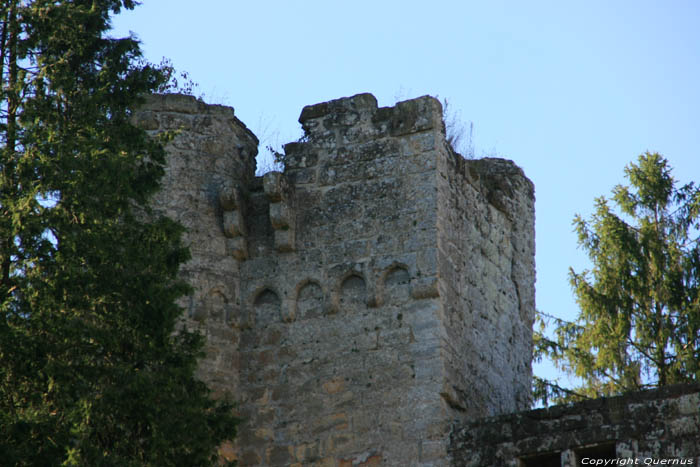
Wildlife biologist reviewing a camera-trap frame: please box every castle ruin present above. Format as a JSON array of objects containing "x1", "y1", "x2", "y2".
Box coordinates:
[{"x1": 134, "y1": 93, "x2": 699, "y2": 466}]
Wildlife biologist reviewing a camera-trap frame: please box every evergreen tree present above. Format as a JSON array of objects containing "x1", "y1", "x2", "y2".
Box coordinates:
[
  {"x1": 534, "y1": 153, "x2": 700, "y2": 404},
  {"x1": 0, "y1": 1, "x2": 238, "y2": 465}
]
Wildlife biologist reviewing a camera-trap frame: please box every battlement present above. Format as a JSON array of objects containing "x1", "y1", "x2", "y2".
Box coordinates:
[{"x1": 138, "y1": 93, "x2": 536, "y2": 466}]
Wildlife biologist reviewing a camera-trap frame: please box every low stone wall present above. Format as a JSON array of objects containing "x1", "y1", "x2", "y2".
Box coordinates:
[{"x1": 449, "y1": 384, "x2": 700, "y2": 466}]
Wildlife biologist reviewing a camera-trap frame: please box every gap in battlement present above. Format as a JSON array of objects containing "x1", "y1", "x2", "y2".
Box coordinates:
[{"x1": 246, "y1": 181, "x2": 274, "y2": 257}]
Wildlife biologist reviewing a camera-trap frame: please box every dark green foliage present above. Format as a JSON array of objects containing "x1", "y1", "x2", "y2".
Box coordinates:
[
  {"x1": 534, "y1": 153, "x2": 700, "y2": 405},
  {"x1": 0, "y1": 1, "x2": 238, "y2": 464}
]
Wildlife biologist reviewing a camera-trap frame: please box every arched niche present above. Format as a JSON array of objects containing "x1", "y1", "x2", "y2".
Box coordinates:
[
  {"x1": 191, "y1": 288, "x2": 231, "y2": 323},
  {"x1": 252, "y1": 288, "x2": 281, "y2": 327},
  {"x1": 296, "y1": 281, "x2": 324, "y2": 321},
  {"x1": 340, "y1": 274, "x2": 367, "y2": 308}
]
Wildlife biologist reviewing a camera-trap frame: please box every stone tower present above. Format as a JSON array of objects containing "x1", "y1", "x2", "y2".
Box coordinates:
[{"x1": 135, "y1": 92, "x2": 536, "y2": 466}]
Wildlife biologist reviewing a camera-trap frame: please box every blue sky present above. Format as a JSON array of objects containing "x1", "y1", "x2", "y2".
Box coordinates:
[{"x1": 112, "y1": 1, "x2": 700, "y2": 388}]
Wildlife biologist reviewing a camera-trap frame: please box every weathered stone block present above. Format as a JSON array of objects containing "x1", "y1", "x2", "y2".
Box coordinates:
[
  {"x1": 219, "y1": 186, "x2": 243, "y2": 210},
  {"x1": 226, "y1": 236, "x2": 248, "y2": 260},
  {"x1": 223, "y1": 209, "x2": 246, "y2": 237},
  {"x1": 269, "y1": 202, "x2": 290, "y2": 229},
  {"x1": 274, "y1": 229, "x2": 294, "y2": 252},
  {"x1": 263, "y1": 171, "x2": 287, "y2": 202}
]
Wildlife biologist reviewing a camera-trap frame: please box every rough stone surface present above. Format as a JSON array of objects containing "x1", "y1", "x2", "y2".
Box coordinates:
[
  {"x1": 449, "y1": 384, "x2": 700, "y2": 466},
  {"x1": 138, "y1": 94, "x2": 258, "y2": 398},
  {"x1": 137, "y1": 93, "x2": 700, "y2": 466},
  {"x1": 437, "y1": 152, "x2": 535, "y2": 417},
  {"x1": 138, "y1": 92, "x2": 536, "y2": 466}
]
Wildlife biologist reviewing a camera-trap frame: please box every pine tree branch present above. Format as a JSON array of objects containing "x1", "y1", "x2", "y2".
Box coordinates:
[{"x1": 536, "y1": 309, "x2": 582, "y2": 328}]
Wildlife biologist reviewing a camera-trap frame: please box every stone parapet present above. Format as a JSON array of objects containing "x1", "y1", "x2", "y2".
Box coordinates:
[{"x1": 140, "y1": 92, "x2": 537, "y2": 466}]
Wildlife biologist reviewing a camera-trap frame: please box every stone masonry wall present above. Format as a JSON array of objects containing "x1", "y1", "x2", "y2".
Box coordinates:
[
  {"x1": 436, "y1": 153, "x2": 535, "y2": 417},
  {"x1": 449, "y1": 384, "x2": 700, "y2": 466},
  {"x1": 235, "y1": 94, "x2": 452, "y2": 466},
  {"x1": 134, "y1": 94, "x2": 258, "y2": 397},
  {"x1": 136, "y1": 93, "x2": 537, "y2": 466}
]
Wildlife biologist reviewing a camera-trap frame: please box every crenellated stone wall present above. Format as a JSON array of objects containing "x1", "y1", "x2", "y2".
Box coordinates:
[
  {"x1": 135, "y1": 94, "x2": 258, "y2": 398},
  {"x1": 136, "y1": 92, "x2": 537, "y2": 466}
]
